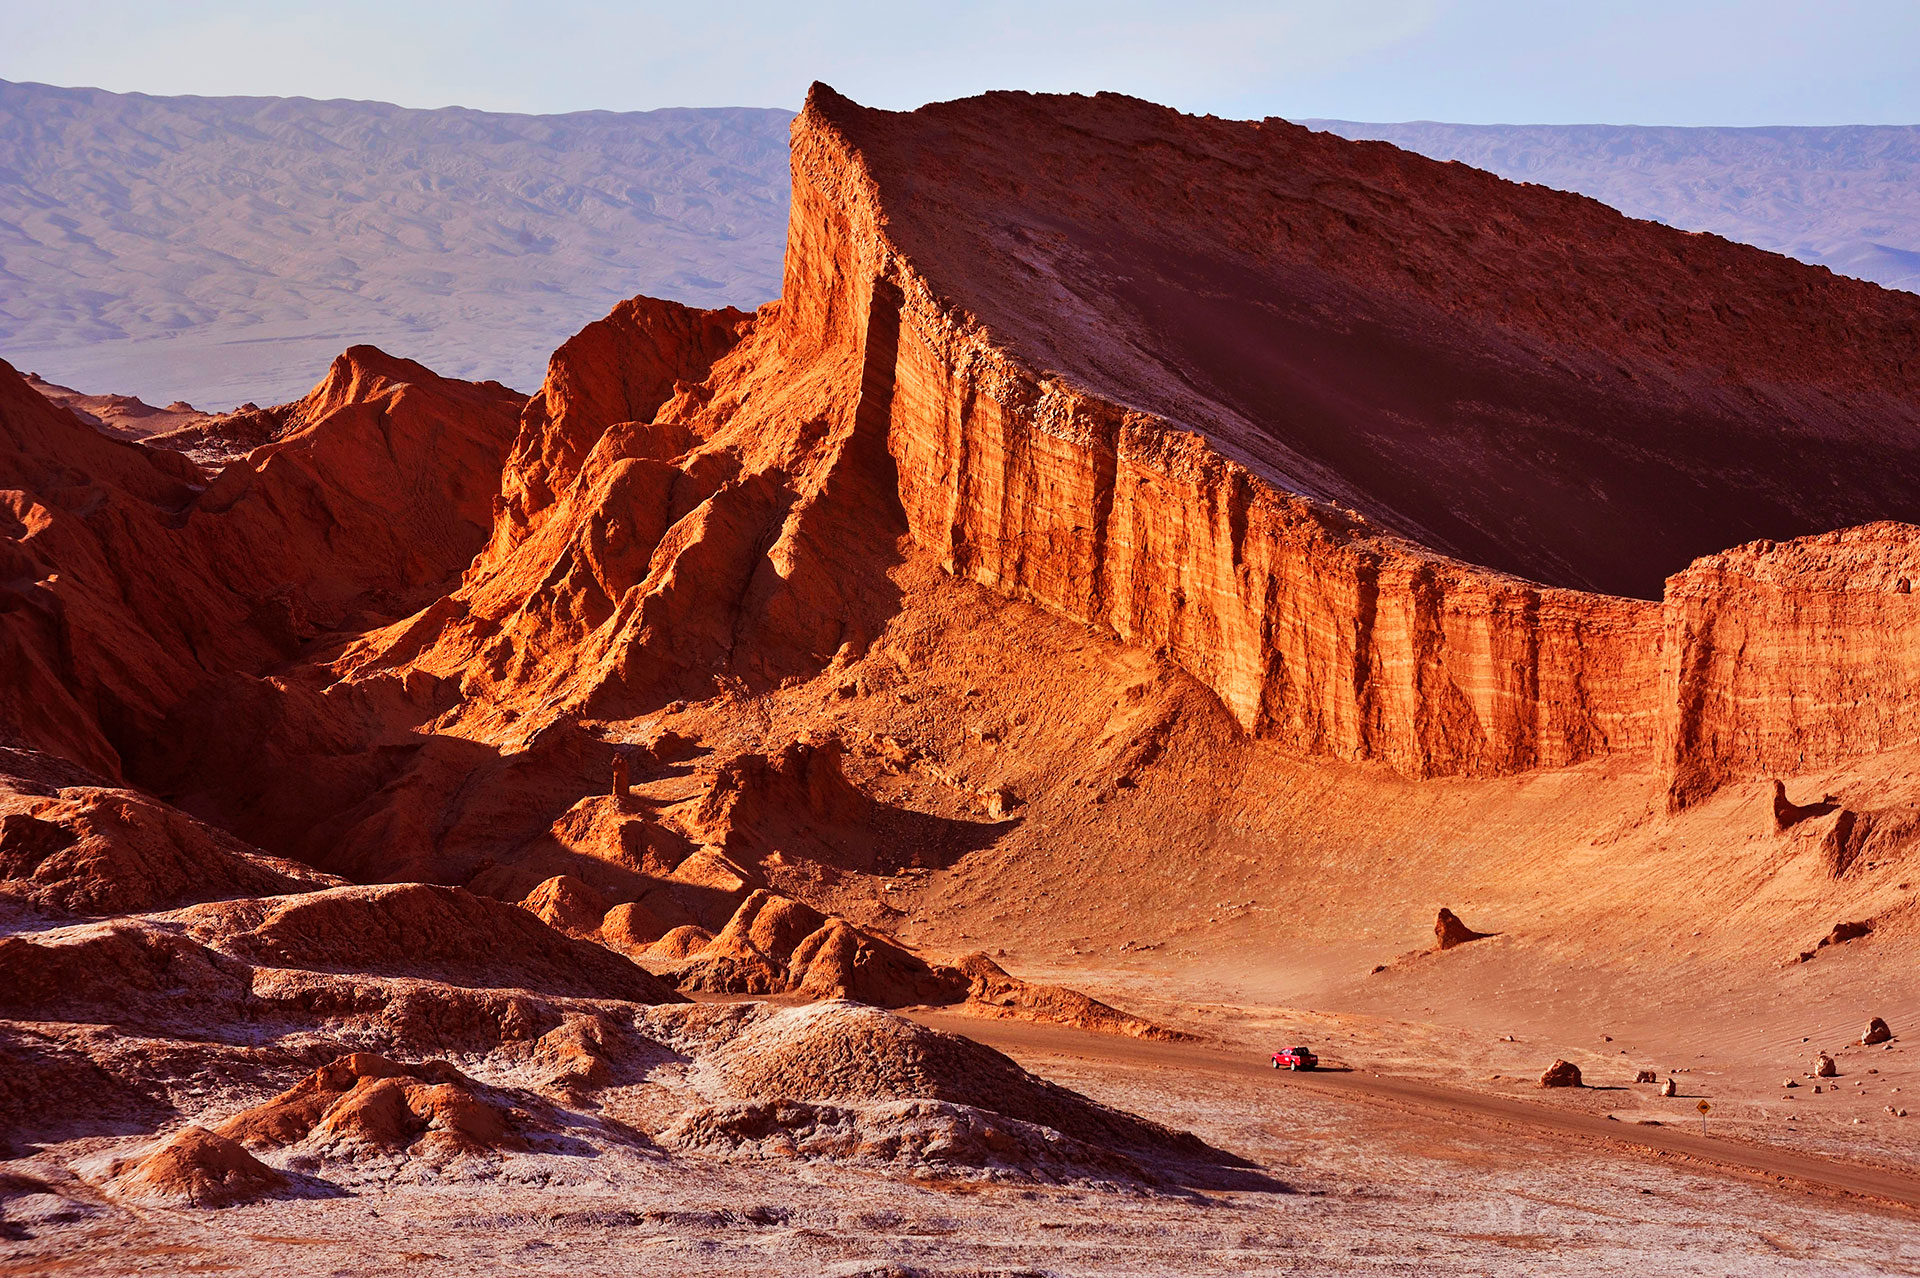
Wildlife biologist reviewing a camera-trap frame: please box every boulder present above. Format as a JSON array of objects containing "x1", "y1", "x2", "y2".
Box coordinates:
[
  {"x1": 1633, "y1": 1069, "x2": 1657, "y2": 1084},
  {"x1": 1823, "y1": 919, "x2": 1873, "y2": 947},
  {"x1": 1814, "y1": 1052, "x2": 1838, "y2": 1077},
  {"x1": 1538, "y1": 1060, "x2": 1582, "y2": 1088},
  {"x1": 1863, "y1": 1017, "x2": 1893, "y2": 1046},
  {"x1": 1660, "y1": 1078, "x2": 1678, "y2": 1097},
  {"x1": 978, "y1": 784, "x2": 1020, "y2": 819},
  {"x1": 1434, "y1": 908, "x2": 1492, "y2": 950}
]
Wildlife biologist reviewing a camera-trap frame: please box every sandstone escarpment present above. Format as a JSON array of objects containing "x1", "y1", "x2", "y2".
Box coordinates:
[
  {"x1": 777, "y1": 86, "x2": 1920, "y2": 786},
  {"x1": 1660, "y1": 524, "x2": 1920, "y2": 808},
  {"x1": 787, "y1": 89, "x2": 1673, "y2": 777},
  {"x1": 795, "y1": 87, "x2": 1920, "y2": 599},
  {"x1": 315, "y1": 86, "x2": 1920, "y2": 801}
]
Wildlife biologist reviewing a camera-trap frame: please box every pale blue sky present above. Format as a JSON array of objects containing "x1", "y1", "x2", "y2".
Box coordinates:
[{"x1": 6, "y1": 0, "x2": 1917, "y2": 124}]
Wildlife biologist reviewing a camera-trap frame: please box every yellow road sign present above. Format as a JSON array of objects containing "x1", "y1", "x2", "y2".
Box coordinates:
[{"x1": 1697, "y1": 1100, "x2": 1712, "y2": 1114}]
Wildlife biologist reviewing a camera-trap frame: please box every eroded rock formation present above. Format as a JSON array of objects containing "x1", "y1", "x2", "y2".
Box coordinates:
[
  {"x1": 1662, "y1": 527, "x2": 1920, "y2": 808},
  {"x1": 170, "y1": 86, "x2": 1913, "y2": 821},
  {"x1": 0, "y1": 348, "x2": 521, "y2": 780},
  {"x1": 110, "y1": 1126, "x2": 288, "y2": 1208}
]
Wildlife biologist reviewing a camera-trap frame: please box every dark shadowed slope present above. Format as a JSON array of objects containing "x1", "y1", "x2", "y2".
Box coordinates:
[{"x1": 1311, "y1": 121, "x2": 1920, "y2": 295}]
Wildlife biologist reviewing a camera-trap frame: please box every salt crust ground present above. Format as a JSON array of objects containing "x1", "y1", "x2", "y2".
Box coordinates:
[{"x1": 5, "y1": 1043, "x2": 1914, "y2": 1276}]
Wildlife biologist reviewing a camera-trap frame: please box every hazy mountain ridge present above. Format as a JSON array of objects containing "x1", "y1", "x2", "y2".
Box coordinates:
[
  {"x1": 1311, "y1": 119, "x2": 1920, "y2": 294},
  {"x1": 0, "y1": 79, "x2": 794, "y2": 405},
  {"x1": 4, "y1": 77, "x2": 1916, "y2": 410}
]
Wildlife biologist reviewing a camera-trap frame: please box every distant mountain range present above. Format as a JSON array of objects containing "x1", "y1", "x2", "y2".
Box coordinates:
[
  {"x1": 1311, "y1": 120, "x2": 1920, "y2": 295},
  {"x1": 0, "y1": 80, "x2": 793, "y2": 405},
  {"x1": 1, "y1": 78, "x2": 1913, "y2": 407}
]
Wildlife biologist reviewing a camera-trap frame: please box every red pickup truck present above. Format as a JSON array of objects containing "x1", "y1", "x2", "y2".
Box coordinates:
[{"x1": 1272, "y1": 1045, "x2": 1319, "y2": 1071}]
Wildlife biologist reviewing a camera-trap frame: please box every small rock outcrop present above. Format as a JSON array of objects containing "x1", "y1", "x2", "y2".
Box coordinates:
[
  {"x1": 518, "y1": 874, "x2": 615, "y2": 940},
  {"x1": 642, "y1": 1001, "x2": 1229, "y2": 1185},
  {"x1": 179, "y1": 882, "x2": 680, "y2": 1004},
  {"x1": 1825, "y1": 920, "x2": 1874, "y2": 946},
  {"x1": 1796, "y1": 918, "x2": 1876, "y2": 963},
  {"x1": 1434, "y1": 908, "x2": 1492, "y2": 951},
  {"x1": 644, "y1": 889, "x2": 1181, "y2": 1038},
  {"x1": 1538, "y1": 1060, "x2": 1583, "y2": 1088},
  {"x1": 218, "y1": 1054, "x2": 521, "y2": 1162},
  {"x1": 113, "y1": 1125, "x2": 288, "y2": 1207},
  {"x1": 1633, "y1": 1069, "x2": 1658, "y2": 1084}
]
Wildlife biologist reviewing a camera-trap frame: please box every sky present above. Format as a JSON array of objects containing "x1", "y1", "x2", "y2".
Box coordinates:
[{"x1": 4, "y1": 0, "x2": 1918, "y2": 125}]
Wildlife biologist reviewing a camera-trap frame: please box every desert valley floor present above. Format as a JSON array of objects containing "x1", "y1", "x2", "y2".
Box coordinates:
[{"x1": 5, "y1": 84, "x2": 1920, "y2": 1276}]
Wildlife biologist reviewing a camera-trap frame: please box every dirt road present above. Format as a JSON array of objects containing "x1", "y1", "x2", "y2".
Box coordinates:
[{"x1": 911, "y1": 1011, "x2": 1920, "y2": 1212}]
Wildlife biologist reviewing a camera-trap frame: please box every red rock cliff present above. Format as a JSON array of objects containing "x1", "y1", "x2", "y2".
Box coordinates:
[
  {"x1": 777, "y1": 85, "x2": 1920, "y2": 784},
  {"x1": 1659, "y1": 524, "x2": 1920, "y2": 808},
  {"x1": 791, "y1": 87, "x2": 1920, "y2": 601}
]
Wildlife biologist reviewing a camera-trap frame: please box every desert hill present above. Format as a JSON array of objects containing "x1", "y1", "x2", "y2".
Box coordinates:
[
  {"x1": 4, "y1": 84, "x2": 1920, "y2": 1268},
  {"x1": 0, "y1": 346, "x2": 522, "y2": 779},
  {"x1": 795, "y1": 87, "x2": 1920, "y2": 600}
]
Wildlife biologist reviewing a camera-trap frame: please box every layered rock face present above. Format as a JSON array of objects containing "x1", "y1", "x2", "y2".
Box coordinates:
[
  {"x1": 1660, "y1": 525, "x2": 1920, "y2": 807},
  {"x1": 794, "y1": 88, "x2": 1920, "y2": 602},
  {"x1": 778, "y1": 87, "x2": 1920, "y2": 783}
]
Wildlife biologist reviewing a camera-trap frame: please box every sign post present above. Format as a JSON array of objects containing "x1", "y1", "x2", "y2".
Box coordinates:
[{"x1": 1696, "y1": 1099, "x2": 1711, "y2": 1136}]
